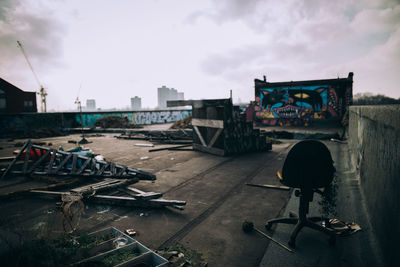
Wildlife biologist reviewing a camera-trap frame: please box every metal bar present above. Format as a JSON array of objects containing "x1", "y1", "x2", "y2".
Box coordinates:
[
  {"x1": 5, "y1": 143, "x2": 156, "y2": 180},
  {"x1": 71, "y1": 154, "x2": 78, "y2": 174},
  {"x1": 54, "y1": 153, "x2": 72, "y2": 173},
  {"x1": 47, "y1": 149, "x2": 57, "y2": 173},
  {"x1": 76, "y1": 158, "x2": 92, "y2": 175},
  {"x1": 96, "y1": 162, "x2": 110, "y2": 176},
  {"x1": 254, "y1": 228, "x2": 294, "y2": 253},
  {"x1": 28, "y1": 149, "x2": 51, "y2": 174},
  {"x1": 245, "y1": 183, "x2": 290, "y2": 191},
  {"x1": 22, "y1": 142, "x2": 32, "y2": 174},
  {"x1": 1, "y1": 141, "x2": 30, "y2": 179},
  {"x1": 31, "y1": 146, "x2": 40, "y2": 160},
  {"x1": 149, "y1": 144, "x2": 192, "y2": 152},
  {"x1": 116, "y1": 166, "x2": 127, "y2": 177}
]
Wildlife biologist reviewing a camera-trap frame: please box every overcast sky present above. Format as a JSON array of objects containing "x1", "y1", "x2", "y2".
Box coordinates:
[{"x1": 1, "y1": 0, "x2": 399, "y2": 111}]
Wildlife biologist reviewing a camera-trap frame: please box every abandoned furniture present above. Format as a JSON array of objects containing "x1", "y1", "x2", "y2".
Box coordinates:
[{"x1": 265, "y1": 140, "x2": 336, "y2": 248}]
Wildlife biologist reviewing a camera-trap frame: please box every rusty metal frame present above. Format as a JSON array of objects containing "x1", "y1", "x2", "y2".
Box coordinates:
[{"x1": 1, "y1": 140, "x2": 156, "y2": 181}]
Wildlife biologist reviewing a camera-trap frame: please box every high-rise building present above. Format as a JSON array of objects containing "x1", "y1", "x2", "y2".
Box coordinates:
[
  {"x1": 131, "y1": 96, "x2": 142, "y2": 110},
  {"x1": 86, "y1": 99, "x2": 96, "y2": 110},
  {"x1": 157, "y1": 85, "x2": 184, "y2": 108}
]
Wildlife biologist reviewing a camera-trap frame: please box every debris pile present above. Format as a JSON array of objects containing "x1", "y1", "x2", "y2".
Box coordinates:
[
  {"x1": 1, "y1": 141, "x2": 186, "y2": 216},
  {"x1": 168, "y1": 99, "x2": 272, "y2": 156},
  {"x1": 95, "y1": 116, "x2": 142, "y2": 129},
  {"x1": 3, "y1": 127, "x2": 67, "y2": 139},
  {"x1": 159, "y1": 243, "x2": 208, "y2": 267},
  {"x1": 116, "y1": 130, "x2": 193, "y2": 145},
  {"x1": 170, "y1": 115, "x2": 192, "y2": 129}
]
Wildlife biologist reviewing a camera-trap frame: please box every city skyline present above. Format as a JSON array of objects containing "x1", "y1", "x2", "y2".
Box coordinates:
[{"x1": 1, "y1": 0, "x2": 399, "y2": 111}]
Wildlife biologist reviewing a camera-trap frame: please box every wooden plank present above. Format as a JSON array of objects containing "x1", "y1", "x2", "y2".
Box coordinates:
[
  {"x1": 192, "y1": 118, "x2": 223, "y2": 128},
  {"x1": 71, "y1": 179, "x2": 128, "y2": 194},
  {"x1": 92, "y1": 195, "x2": 186, "y2": 207},
  {"x1": 121, "y1": 187, "x2": 163, "y2": 200},
  {"x1": 208, "y1": 128, "x2": 223, "y2": 148},
  {"x1": 193, "y1": 143, "x2": 225, "y2": 156},
  {"x1": 193, "y1": 126, "x2": 206, "y2": 146}
]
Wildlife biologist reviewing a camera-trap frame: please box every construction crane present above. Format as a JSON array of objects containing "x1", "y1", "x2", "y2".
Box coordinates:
[{"x1": 17, "y1": 40, "x2": 47, "y2": 112}]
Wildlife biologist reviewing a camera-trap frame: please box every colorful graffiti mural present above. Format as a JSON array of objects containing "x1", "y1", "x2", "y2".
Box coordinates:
[
  {"x1": 254, "y1": 73, "x2": 353, "y2": 126},
  {"x1": 0, "y1": 110, "x2": 192, "y2": 134},
  {"x1": 77, "y1": 110, "x2": 191, "y2": 127}
]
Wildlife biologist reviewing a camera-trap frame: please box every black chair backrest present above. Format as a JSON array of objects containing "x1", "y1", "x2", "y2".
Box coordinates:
[{"x1": 282, "y1": 140, "x2": 335, "y2": 188}]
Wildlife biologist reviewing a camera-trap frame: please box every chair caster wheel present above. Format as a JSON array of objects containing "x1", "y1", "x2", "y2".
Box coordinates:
[
  {"x1": 288, "y1": 239, "x2": 296, "y2": 248},
  {"x1": 265, "y1": 223, "x2": 272, "y2": 230},
  {"x1": 329, "y1": 235, "x2": 336, "y2": 246}
]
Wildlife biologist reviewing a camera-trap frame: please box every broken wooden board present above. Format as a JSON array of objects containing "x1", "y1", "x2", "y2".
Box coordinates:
[
  {"x1": 71, "y1": 178, "x2": 136, "y2": 195},
  {"x1": 30, "y1": 188, "x2": 186, "y2": 210},
  {"x1": 121, "y1": 187, "x2": 163, "y2": 200}
]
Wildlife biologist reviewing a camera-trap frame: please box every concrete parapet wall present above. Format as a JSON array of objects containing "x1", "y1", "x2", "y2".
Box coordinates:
[
  {"x1": 0, "y1": 109, "x2": 191, "y2": 135},
  {"x1": 348, "y1": 105, "x2": 400, "y2": 266}
]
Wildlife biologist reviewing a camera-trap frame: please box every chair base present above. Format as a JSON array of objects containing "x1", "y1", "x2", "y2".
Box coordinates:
[{"x1": 265, "y1": 212, "x2": 336, "y2": 248}]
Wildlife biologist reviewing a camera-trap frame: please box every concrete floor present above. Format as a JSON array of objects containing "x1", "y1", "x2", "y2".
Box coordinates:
[
  {"x1": 0, "y1": 133, "x2": 292, "y2": 266},
  {"x1": 0, "y1": 128, "x2": 382, "y2": 266}
]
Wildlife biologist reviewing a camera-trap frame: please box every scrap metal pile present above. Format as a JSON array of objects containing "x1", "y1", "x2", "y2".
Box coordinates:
[
  {"x1": 115, "y1": 129, "x2": 193, "y2": 145},
  {"x1": 0, "y1": 140, "x2": 186, "y2": 211}
]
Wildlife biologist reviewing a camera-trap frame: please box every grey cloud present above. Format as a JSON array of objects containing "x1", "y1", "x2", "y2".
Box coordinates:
[
  {"x1": 200, "y1": 42, "x2": 309, "y2": 76},
  {"x1": 0, "y1": 1, "x2": 66, "y2": 76}
]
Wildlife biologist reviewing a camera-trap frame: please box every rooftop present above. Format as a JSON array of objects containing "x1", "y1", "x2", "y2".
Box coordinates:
[{"x1": 0, "y1": 123, "x2": 383, "y2": 266}]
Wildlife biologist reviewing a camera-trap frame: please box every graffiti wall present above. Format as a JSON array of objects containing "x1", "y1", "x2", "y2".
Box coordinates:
[
  {"x1": 254, "y1": 73, "x2": 353, "y2": 126},
  {"x1": 77, "y1": 110, "x2": 191, "y2": 127},
  {"x1": 0, "y1": 109, "x2": 191, "y2": 134}
]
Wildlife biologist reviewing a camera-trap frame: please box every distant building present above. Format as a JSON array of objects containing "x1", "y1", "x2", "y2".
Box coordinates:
[
  {"x1": 157, "y1": 85, "x2": 184, "y2": 109},
  {"x1": 131, "y1": 96, "x2": 142, "y2": 110},
  {"x1": 86, "y1": 99, "x2": 96, "y2": 110},
  {"x1": 0, "y1": 77, "x2": 37, "y2": 113}
]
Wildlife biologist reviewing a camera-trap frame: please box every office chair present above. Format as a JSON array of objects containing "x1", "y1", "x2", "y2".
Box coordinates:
[{"x1": 265, "y1": 140, "x2": 336, "y2": 248}]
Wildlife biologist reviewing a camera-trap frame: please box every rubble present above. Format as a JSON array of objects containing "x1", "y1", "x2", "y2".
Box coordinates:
[
  {"x1": 116, "y1": 129, "x2": 193, "y2": 145},
  {"x1": 95, "y1": 116, "x2": 142, "y2": 129},
  {"x1": 2, "y1": 140, "x2": 155, "y2": 180},
  {"x1": 170, "y1": 115, "x2": 192, "y2": 129},
  {"x1": 1, "y1": 140, "x2": 186, "y2": 213}
]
